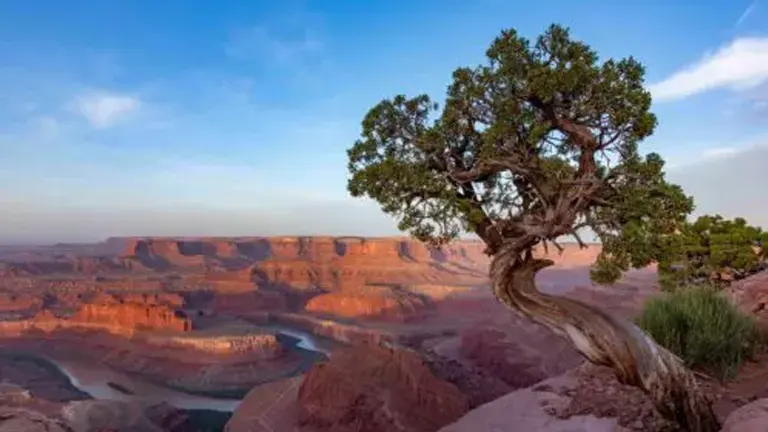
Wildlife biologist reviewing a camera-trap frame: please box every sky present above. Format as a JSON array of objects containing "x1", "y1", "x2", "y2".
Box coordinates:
[{"x1": 0, "y1": 0, "x2": 767, "y2": 244}]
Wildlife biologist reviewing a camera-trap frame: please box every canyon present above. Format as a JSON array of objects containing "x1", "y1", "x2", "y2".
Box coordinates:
[
  {"x1": 4, "y1": 235, "x2": 767, "y2": 431},
  {"x1": 0, "y1": 236, "x2": 507, "y2": 431}
]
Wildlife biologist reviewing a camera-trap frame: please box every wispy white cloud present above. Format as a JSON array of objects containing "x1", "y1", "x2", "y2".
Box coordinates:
[
  {"x1": 665, "y1": 134, "x2": 768, "y2": 169},
  {"x1": 71, "y1": 91, "x2": 142, "y2": 128},
  {"x1": 648, "y1": 37, "x2": 768, "y2": 102},
  {"x1": 735, "y1": 1, "x2": 758, "y2": 29},
  {"x1": 225, "y1": 25, "x2": 323, "y2": 64},
  {"x1": 701, "y1": 146, "x2": 739, "y2": 159}
]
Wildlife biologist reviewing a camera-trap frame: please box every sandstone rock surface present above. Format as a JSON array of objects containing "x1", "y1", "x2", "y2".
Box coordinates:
[
  {"x1": 0, "y1": 297, "x2": 190, "y2": 338},
  {"x1": 72, "y1": 301, "x2": 191, "y2": 334},
  {"x1": 727, "y1": 269, "x2": 768, "y2": 320},
  {"x1": 304, "y1": 288, "x2": 427, "y2": 321},
  {"x1": 224, "y1": 377, "x2": 304, "y2": 432},
  {"x1": 721, "y1": 397, "x2": 768, "y2": 432},
  {"x1": 298, "y1": 344, "x2": 469, "y2": 432},
  {"x1": 439, "y1": 364, "x2": 681, "y2": 432},
  {"x1": 439, "y1": 371, "x2": 623, "y2": 432}
]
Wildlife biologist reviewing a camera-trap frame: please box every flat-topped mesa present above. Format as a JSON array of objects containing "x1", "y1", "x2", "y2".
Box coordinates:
[
  {"x1": 116, "y1": 236, "x2": 492, "y2": 262},
  {"x1": 300, "y1": 237, "x2": 340, "y2": 261},
  {"x1": 72, "y1": 301, "x2": 191, "y2": 335},
  {"x1": 431, "y1": 241, "x2": 488, "y2": 264},
  {"x1": 122, "y1": 238, "x2": 176, "y2": 257},
  {"x1": 207, "y1": 239, "x2": 239, "y2": 257},
  {"x1": 231, "y1": 238, "x2": 270, "y2": 260},
  {"x1": 398, "y1": 239, "x2": 431, "y2": 262},
  {"x1": 106, "y1": 237, "x2": 208, "y2": 259},
  {"x1": 122, "y1": 238, "x2": 206, "y2": 268},
  {"x1": 336, "y1": 237, "x2": 403, "y2": 262},
  {"x1": 264, "y1": 236, "x2": 338, "y2": 261},
  {"x1": 261, "y1": 237, "x2": 297, "y2": 259}
]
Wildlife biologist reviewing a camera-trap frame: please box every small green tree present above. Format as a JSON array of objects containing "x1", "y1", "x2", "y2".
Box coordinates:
[
  {"x1": 346, "y1": 24, "x2": 719, "y2": 430},
  {"x1": 659, "y1": 215, "x2": 768, "y2": 291}
]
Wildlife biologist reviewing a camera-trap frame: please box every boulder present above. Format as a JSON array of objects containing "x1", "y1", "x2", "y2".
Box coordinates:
[
  {"x1": 722, "y1": 398, "x2": 768, "y2": 432},
  {"x1": 224, "y1": 377, "x2": 303, "y2": 432},
  {"x1": 727, "y1": 270, "x2": 768, "y2": 319},
  {"x1": 298, "y1": 344, "x2": 469, "y2": 432}
]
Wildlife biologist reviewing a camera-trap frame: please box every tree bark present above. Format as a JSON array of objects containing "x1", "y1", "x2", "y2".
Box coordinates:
[{"x1": 489, "y1": 241, "x2": 721, "y2": 432}]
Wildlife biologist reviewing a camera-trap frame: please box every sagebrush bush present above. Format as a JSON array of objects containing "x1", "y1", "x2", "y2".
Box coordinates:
[{"x1": 637, "y1": 285, "x2": 758, "y2": 380}]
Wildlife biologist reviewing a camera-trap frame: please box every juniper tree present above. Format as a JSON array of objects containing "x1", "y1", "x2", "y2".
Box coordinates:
[
  {"x1": 659, "y1": 215, "x2": 768, "y2": 290},
  {"x1": 346, "y1": 24, "x2": 719, "y2": 431}
]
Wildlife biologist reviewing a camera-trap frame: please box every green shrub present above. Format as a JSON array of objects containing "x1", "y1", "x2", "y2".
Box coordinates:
[
  {"x1": 657, "y1": 215, "x2": 768, "y2": 291},
  {"x1": 637, "y1": 285, "x2": 758, "y2": 380}
]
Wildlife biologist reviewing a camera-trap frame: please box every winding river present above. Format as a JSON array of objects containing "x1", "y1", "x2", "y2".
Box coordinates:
[
  {"x1": 46, "y1": 327, "x2": 326, "y2": 412},
  {"x1": 269, "y1": 325, "x2": 332, "y2": 356}
]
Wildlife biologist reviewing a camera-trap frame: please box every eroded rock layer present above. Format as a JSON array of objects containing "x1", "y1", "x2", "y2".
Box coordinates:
[{"x1": 297, "y1": 344, "x2": 470, "y2": 432}]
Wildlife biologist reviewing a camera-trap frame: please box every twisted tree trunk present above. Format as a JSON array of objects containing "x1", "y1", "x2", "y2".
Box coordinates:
[{"x1": 489, "y1": 241, "x2": 720, "y2": 432}]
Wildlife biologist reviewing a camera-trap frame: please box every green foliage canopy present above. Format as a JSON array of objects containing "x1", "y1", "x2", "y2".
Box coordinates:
[
  {"x1": 658, "y1": 215, "x2": 768, "y2": 291},
  {"x1": 347, "y1": 24, "x2": 694, "y2": 284}
]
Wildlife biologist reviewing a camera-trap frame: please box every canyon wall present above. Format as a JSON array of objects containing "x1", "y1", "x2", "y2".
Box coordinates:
[
  {"x1": 120, "y1": 236, "x2": 491, "y2": 270},
  {"x1": 1, "y1": 236, "x2": 602, "y2": 283},
  {"x1": 0, "y1": 297, "x2": 190, "y2": 338},
  {"x1": 148, "y1": 333, "x2": 283, "y2": 358},
  {"x1": 72, "y1": 302, "x2": 190, "y2": 334},
  {"x1": 0, "y1": 236, "x2": 606, "y2": 325},
  {"x1": 117, "y1": 236, "x2": 602, "y2": 273}
]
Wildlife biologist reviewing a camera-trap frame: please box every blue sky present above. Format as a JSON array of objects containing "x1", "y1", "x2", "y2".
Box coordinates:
[{"x1": 1, "y1": 0, "x2": 767, "y2": 243}]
